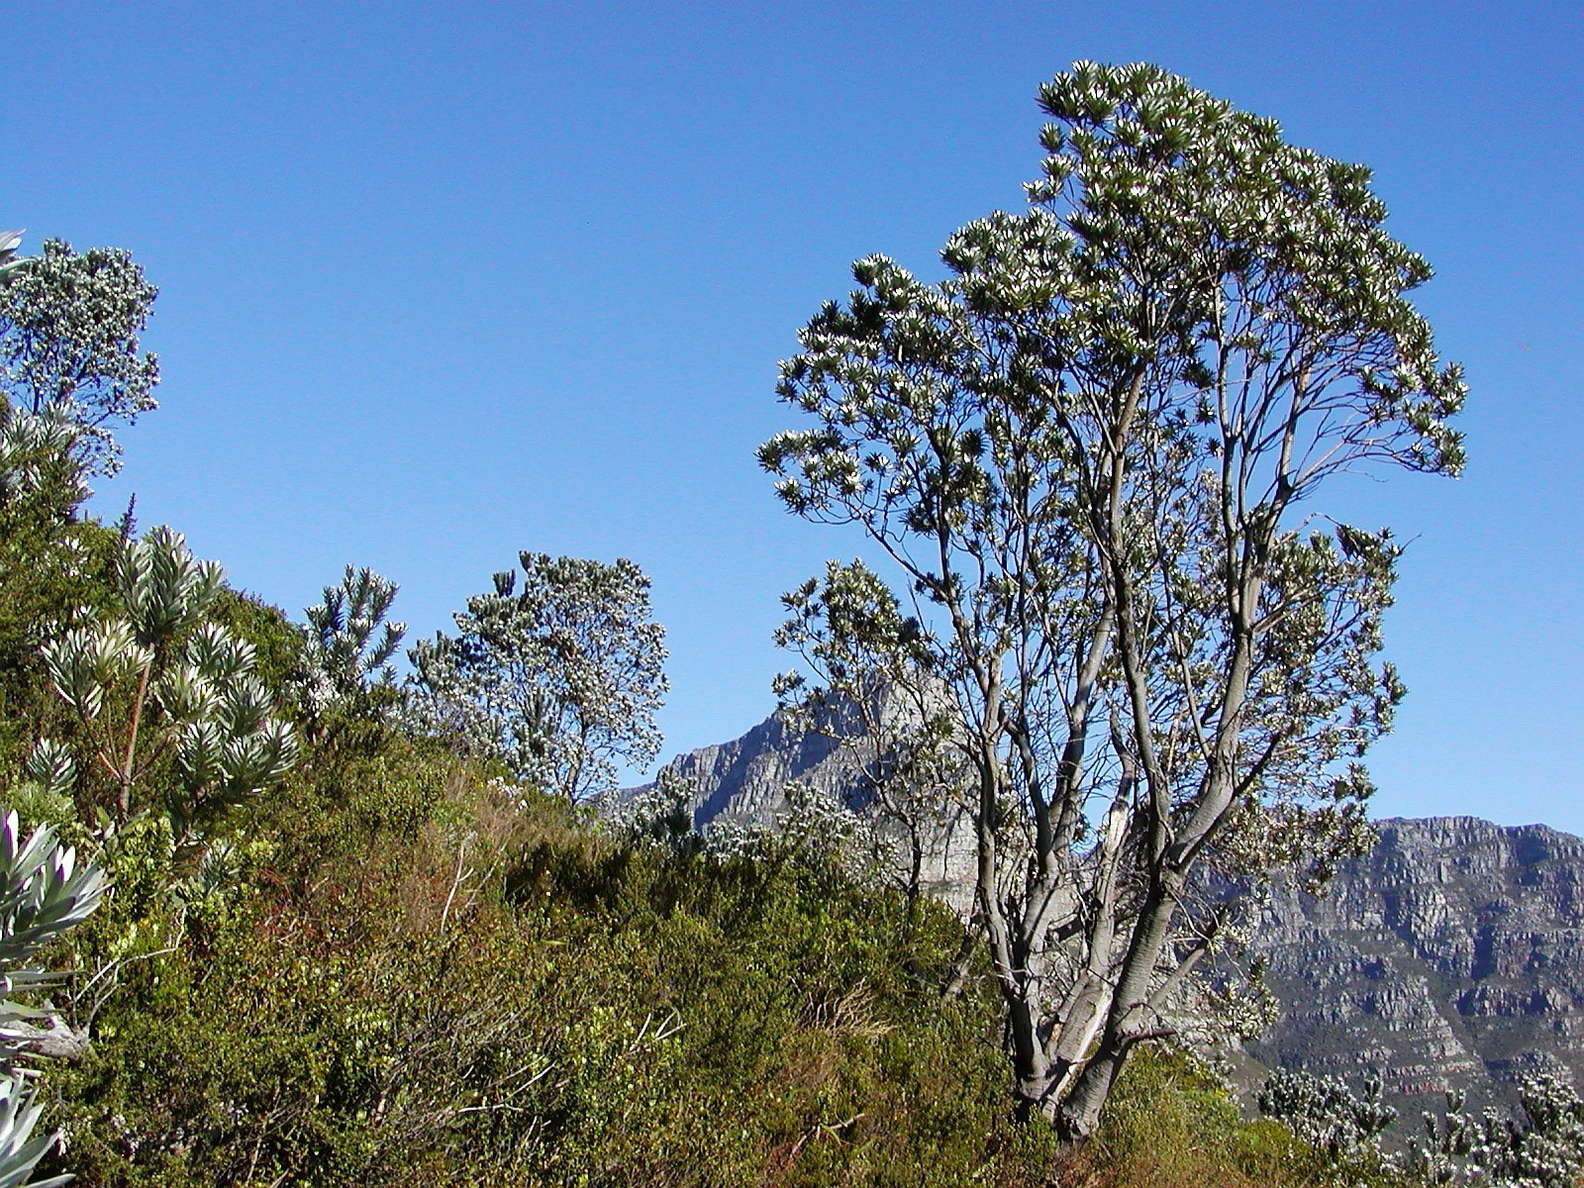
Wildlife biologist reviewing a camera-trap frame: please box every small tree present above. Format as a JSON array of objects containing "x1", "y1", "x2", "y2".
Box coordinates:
[
  {"x1": 411, "y1": 553, "x2": 668, "y2": 805},
  {"x1": 774, "y1": 561, "x2": 963, "y2": 909},
  {"x1": 760, "y1": 61, "x2": 1463, "y2": 1137},
  {"x1": 38, "y1": 527, "x2": 297, "y2": 834},
  {"x1": 0, "y1": 235, "x2": 159, "y2": 477},
  {"x1": 1257, "y1": 1068, "x2": 1397, "y2": 1163},
  {"x1": 295, "y1": 565, "x2": 406, "y2": 742}
]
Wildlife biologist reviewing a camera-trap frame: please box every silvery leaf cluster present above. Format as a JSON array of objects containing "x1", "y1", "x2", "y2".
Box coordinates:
[
  {"x1": 0, "y1": 812, "x2": 105, "y2": 1061},
  {"x1": 0, "y1": 231, "x2": 24, "y2": 281},
  {"x1": 410, "y1": 553, "x2": 666, "y2": 804},
  {"x1": 1262, "y1": 1066, "x2": 1584, "y2": 1188},
  {"x1": 1406, "y1": 1075, "x2": 1584, "y2": 1188},
  {"x1": 0, "y1": 1072, "x2": 70, "y2": 1187},
  {"x1": 115, "y1": 527, "x2": 223, "y2": 648},
  {"x1": 0, "y1": 811, "x2": 106, "y2": 1187},
  {"x1": 0, "y1": 400, "x2": 85, "y2": 510},
  {"x1": 295, "y1": 565, "x2": 405, "y2": 723},
  {"x1": 1258, "y1": 1068, "x2": 1396, "y2": 1163},
  {"x1": 605, "y1": 767, "x2": 700, "y2": 853},
  {"x1": 37, "y1": 528, "x2": 297, "y2": 829}
]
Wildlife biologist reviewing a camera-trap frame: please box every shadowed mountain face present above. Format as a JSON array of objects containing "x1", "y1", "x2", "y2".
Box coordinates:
[{"x1": 642, "y1": 712, "x2": 1582, "y2": 1116}]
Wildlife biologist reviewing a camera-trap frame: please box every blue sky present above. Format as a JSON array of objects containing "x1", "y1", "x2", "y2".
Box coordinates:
[{"x1": 10, "y1": 2, "x2": 1582, "y2": 829}]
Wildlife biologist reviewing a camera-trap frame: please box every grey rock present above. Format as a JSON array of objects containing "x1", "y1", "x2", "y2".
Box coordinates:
[
  {"x1": 1248, "y1": 816, "x2": 1584, "y2": 1120},
  {"x1": 630, "y1": 706, "x2": 980, "y2": 909}
]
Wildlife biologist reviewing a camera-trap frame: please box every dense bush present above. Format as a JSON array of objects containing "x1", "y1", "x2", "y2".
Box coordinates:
[
  {"x1": 31, "y1": 731, "x2": 1446, "y2": 1188},
  {"x1": 0, "y1": 471, "x2": 1462, "y2": 1186},
  {"x1": 42, "y1": 752, "x2": 1042, "y2": 1185}
]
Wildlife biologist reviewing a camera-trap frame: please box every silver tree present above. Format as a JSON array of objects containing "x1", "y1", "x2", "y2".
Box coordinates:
[
  {"x1": 411, "y1": 553, "x2": 667, "y2": 805},
  {"x1": 760, "y1": 61, "x2": 1464, "y2": 1137},
  {"x1": 0, "y1": 234, "x2": 158, "y2": 477},
  {"x1": 295, "y1": 564, "x2": 406, "y2": 739},
  {"x1": 38, "y1": 527, "x2": 297, "y2": 832},
  {"x1": 774, "y1": 561, "x2": 964, "y2": 907}
]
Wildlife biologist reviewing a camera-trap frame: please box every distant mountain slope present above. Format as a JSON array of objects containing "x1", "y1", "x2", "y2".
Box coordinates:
[
  {"x1": 640, "y1": 712, "x2": 1583, "y2": 1116},
  {"x1": 641, "y1": 707, "x2": 980, "y2": 907},
  {"x1": 658, "y1": 707, "x2": 847, "y2": 830},
  {"x1": 1249, "y1": 816, "x2": 1584, "y2": 1117}
]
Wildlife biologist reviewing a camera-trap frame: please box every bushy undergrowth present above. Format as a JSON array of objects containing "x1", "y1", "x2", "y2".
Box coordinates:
[
  {"x1": 0, "y1": 463, "x2": 1485, "y2": 1188},
  {"x1": 0, "y1": 532, "x2": 1440, "y2": 1186},
  {"x1": 19, "y1": 733, "x2": 1437, "y2": 1187},
  {"x1": 37, "y1": 747, "x2": 1043, "y2": 1186}
]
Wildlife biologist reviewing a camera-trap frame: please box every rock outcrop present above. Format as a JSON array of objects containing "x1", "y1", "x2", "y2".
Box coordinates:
[{"x1": 1248, "y1": 816, "x2": 1584, "y2": 1117}]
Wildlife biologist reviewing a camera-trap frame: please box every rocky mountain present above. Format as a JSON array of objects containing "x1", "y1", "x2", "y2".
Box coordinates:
[
  {"x1": 1247, "y1": 816, "x2": 1584, "y2": 1119},
  {"x1": 640, "y1": 710, "x2": 1584, "y2": 1119},
  {"x1": 648, "y1": 704, "x2": 982, "y2": 909}
]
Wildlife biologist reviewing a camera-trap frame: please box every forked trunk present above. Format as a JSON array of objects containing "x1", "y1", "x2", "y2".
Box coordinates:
[
  {"x1": 1053, "y1": 1044, "x2": 1126, "y2": 1141},
  {"x1": 1006, "y1": 996, "x2": 1121, "y2": 1140}
]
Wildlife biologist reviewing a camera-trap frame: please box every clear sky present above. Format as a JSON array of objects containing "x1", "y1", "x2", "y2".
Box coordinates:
[{"x1": 10, "y1": 2, "x2": 1582, "y2": 830}]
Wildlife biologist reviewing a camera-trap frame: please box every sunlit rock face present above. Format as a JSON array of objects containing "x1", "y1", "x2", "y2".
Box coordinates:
[
  {"x1": 1247, "y1": 816, "x2": 1584, "y2": 1118},
  {"x1": 639, "y1": 714, "x2": 1584, "y2": 1116},
  {"x1": 660, "y1": 708, "x2": 847, "y2": 831}
]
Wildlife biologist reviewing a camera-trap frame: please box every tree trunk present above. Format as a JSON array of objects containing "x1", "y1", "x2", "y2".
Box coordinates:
[
  {"x1": 1054, "y1": 1041, "x2": 1127, "y2": 1140},
  {"x1": 1006, "y1": 992, "x2": 1055, "y2": 1118}
]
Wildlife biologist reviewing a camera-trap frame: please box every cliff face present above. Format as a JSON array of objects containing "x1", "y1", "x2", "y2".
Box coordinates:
[
  {"x1": 641, "y1": 708, "x2": 982, "y2": 909},
  {"x1": 643, "y1": 714, "x2": 1582, "y2": 1114},
  {"x1": 1248, "y1": 816, "x2": 1584, "y2": 1115},
  {"x1": 660, "y1": 708, "x2": 848, "y2": 830}
]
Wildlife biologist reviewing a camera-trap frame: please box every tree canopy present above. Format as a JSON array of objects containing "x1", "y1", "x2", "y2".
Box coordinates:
[
  {"x1": 411, "y1": 552, "x2": 668, "y2": 804},
  {"x1": 0, "y1": 236, "x2": 158, "y2": 477}
]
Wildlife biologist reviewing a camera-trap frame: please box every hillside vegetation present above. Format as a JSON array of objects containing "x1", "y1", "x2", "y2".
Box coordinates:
[
  {"x1": 21, "y1": 663, "x2": 1368, "y2": 1186},
  {"x1": 0, "y1": 433, "x2": 1374, "y2": 1184}
]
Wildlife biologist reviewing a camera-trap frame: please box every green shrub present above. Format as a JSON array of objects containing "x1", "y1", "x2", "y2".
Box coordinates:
[{"x1": 1071, "y1": 1048, "x2": 1416, "y2": 1188}]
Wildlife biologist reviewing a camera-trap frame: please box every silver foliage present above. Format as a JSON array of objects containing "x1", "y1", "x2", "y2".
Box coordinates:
[
  {"x1": 295, "y1": 565, "x2": 405, "y2": 729},
  {"x1": 1407, "y1": 1076, "x2": 1584, "y2": 1188},
  {"x1": 410, "y1": 553, "x2": 667, "y2": 805},
  {"x1": 1261, "y1": 1067, "x2": 1584, "y2": 1188},
  {"x1": 1258, "y1": 1068, "x2": 1396, "y2": 1164},
  {"x1": 0, "y1": 810, "x2": 107, "y2": 1186},
  {"x1": 37, "y1": 527, "x2": 297, "y2": 830},
  {"x1": 0, "y1": 234, "x2": 159, "y2": 477},
  {"x1": 0, "y1": 402, "x2": 85, "y2": 511},
  {"x1": 760, "y1": 61, "x2": 1464, "y2": 1137}
]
